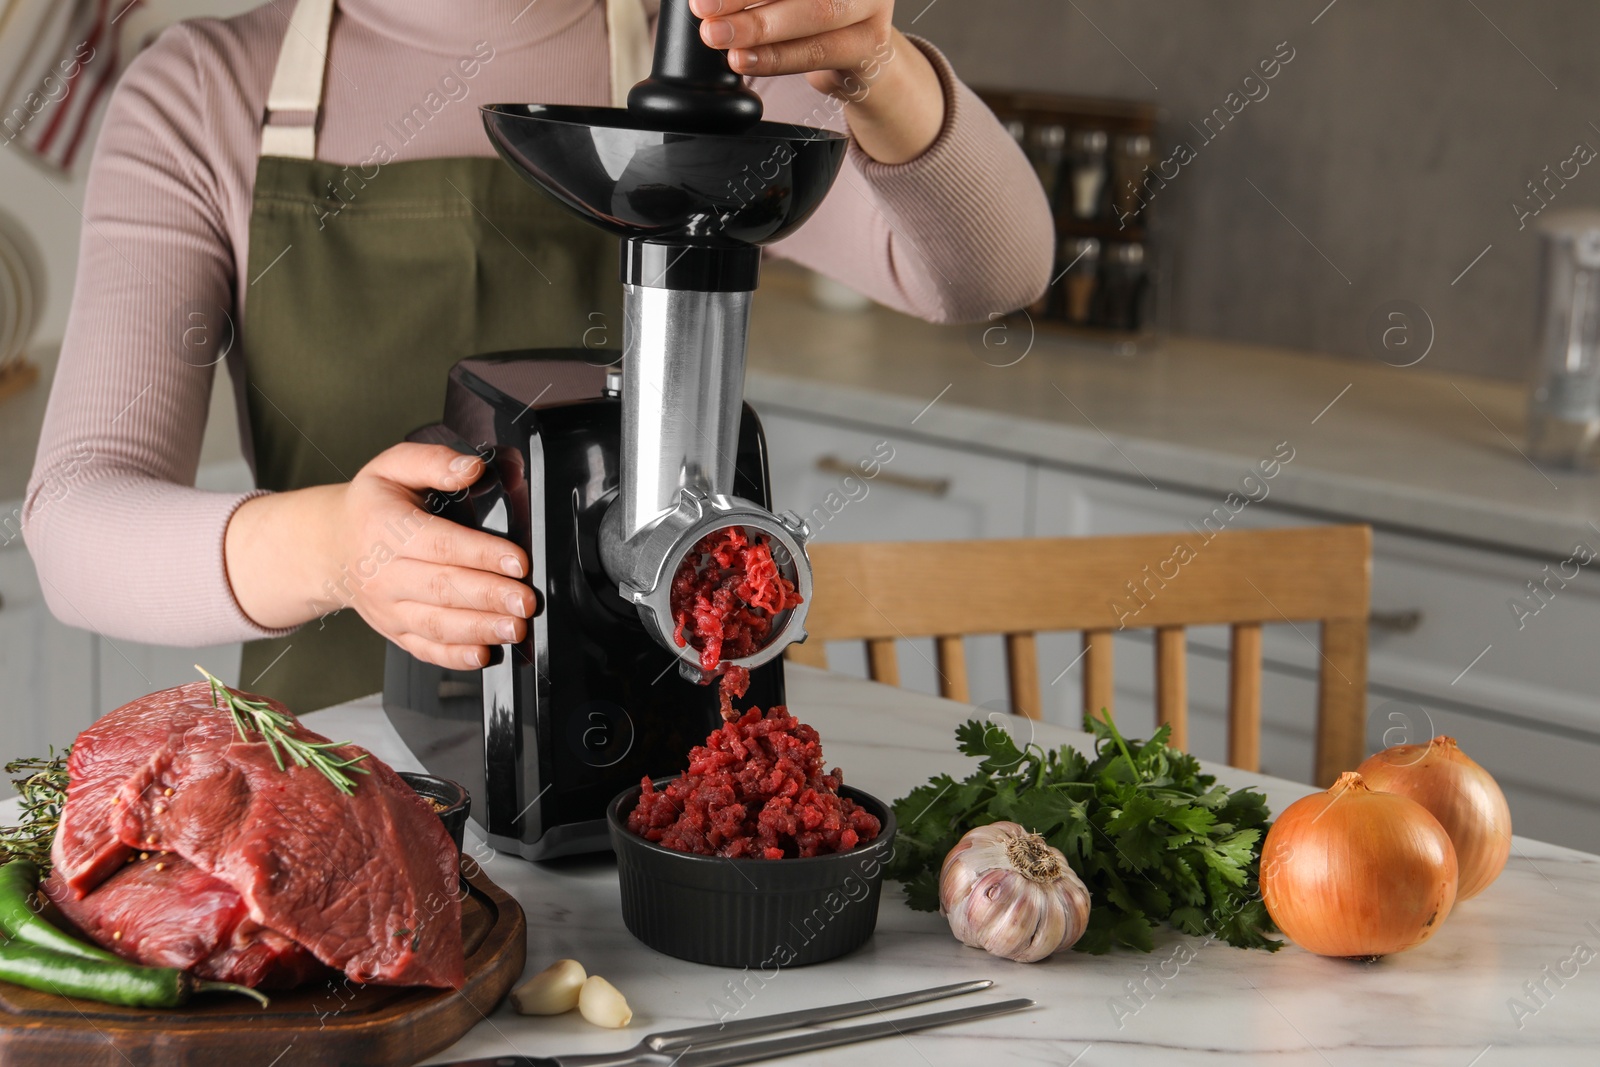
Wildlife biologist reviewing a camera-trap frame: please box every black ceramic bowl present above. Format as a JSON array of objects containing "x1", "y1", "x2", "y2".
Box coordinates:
[
  {"x1": 398, "y1": 771, "x2": 471, "y2": 853},
  {"x1": 607, "y1": 779, "x2": 897, "y2": 968}
]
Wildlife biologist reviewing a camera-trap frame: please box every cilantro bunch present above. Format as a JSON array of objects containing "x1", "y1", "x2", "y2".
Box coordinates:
[{"x1": 886, "y1": 715, "x2": 1280, "y2": 954}]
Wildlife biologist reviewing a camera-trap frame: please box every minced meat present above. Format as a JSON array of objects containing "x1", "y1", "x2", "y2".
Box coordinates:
[
  {"x1": 627, "y1": 705, "x2": 881, "y2": 859},
  {"x1": 670, "y1": 527, "x2": 802, "y2": 722}
]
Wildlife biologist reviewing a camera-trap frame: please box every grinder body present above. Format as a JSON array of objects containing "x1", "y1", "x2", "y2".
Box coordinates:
[
  {"x1": 381, "y1": 351, "x2": 787, "y2": 860},
  {"x1": 384, "y1": 0, "x2": 848, "y2": 859}
]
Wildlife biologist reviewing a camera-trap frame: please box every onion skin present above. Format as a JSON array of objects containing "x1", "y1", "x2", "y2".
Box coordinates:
[
  {"x1": 939, "y1": 821, "x2": 1090, "y2": 963},
  {"x1": 1357, "y1": 736, "x2": 1511, "y2": 901},
  {"x1": 1261, "y1": 772, "x2": 1457, "y2": 959}
]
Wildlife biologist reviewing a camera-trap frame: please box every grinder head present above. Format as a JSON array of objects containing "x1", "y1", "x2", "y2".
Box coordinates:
[{"x1": 600, "y1": 489, "x2": 812, "y2": 684}]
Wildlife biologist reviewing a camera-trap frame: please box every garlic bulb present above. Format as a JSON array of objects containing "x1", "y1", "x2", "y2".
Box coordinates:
[{"x1": 939, "y1": 821, "x2": 1091, "y2": 963}]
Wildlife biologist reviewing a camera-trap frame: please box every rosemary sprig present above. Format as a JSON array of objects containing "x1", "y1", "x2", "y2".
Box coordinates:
[
  {"x1": 195, "y1": 666, "x2": 370, "y2": 795},
  {"x1": 1, "y1": 750, "x2": 70, "y2": 869}
]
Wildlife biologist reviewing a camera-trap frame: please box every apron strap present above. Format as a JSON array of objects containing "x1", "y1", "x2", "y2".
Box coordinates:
[
  {"x1": 259, "y1": 0, "x2": 653, "y2": 155},
  {"x1": 260, "y1": 0, "x2": 335, "y2": 159},
  {"x1": 607, "y1": 0, "x2": 652, "y2": 108}
]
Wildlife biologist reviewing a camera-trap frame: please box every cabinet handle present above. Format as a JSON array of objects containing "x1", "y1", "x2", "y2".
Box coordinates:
[
  {"x1": 815, "y1": 455, "x2": 951, "y2": 498},
  {"x1": 1368, "y1": 609, "x2": 1423, "y2": 634}
]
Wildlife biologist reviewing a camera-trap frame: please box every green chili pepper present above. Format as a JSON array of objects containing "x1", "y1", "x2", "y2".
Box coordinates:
[
  {"x1": 0, "y1": 940, "x2": 268, "y2": 1009},
  {"x1": 0, "y1": 860, "x2": 120, "y2": 964}
]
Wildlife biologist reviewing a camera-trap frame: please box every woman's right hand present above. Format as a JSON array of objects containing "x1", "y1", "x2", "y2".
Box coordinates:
[{"x1": 225, "y1": 443, "x2": 534, "y2": 670}]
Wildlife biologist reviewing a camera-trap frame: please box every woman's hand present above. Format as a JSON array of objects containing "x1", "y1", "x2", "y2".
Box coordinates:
[
  {"x1": 690, "y1": 0, "x2": 946, "y2": 165},
  {"x1": 225, "y1": 443, "x2": 534, "y2": 671}
]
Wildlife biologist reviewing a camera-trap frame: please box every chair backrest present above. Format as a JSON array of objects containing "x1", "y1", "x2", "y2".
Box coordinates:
[{"x1": 788, "y1": 526, "x2": 1371, "y2": 787}]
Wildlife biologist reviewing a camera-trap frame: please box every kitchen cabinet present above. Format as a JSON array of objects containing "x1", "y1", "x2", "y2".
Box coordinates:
[
  {"x1": 89, "y1": 461, "x2": 252, "y2": 713},
  {"x1": 1032, "y1": 464, "x2": 1600, "y2": 851},
  {"x1": 759, "y1": 411, "x2": 1031, "y2": 543},
  {"x1": 0, "y1": 540, "x2": 96, "y2": 760},
  {"x1": 759, "y1": 410, "x2": 1031, "y2": 704},
  {"x1": 0, "y1": 531, "x2": 243, "y2": 776},
  {"x1": 757, "y1": 404, "x2": 1600, "y2": 853},
  {"x1": 1038, "y1": 464, "x2": 1600, "y2": 723},
  {"x1": 0, "y1": 455, "x2": 251, "y2": 787},
  {"x1": 95, "y1": 637, "x2": 241, "y2": 716}
]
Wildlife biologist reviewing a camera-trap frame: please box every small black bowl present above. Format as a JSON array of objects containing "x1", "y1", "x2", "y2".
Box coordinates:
[
  {"x1": 607, "y1": 779, "x2": 897, "y2": 968},
  {"x1": 398, "y1": 771, "x2": 471, "y2": 853}
]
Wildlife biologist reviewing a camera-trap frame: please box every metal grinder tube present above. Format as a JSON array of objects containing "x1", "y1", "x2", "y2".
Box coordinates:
[{"x1": 599, "y1": 283, "x2": 813, "y2": 679}]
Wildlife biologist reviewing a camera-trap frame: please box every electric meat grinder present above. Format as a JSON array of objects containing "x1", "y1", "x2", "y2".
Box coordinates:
[{"x1": 381, "y1": 0, "x2": 848, "y2": 859}]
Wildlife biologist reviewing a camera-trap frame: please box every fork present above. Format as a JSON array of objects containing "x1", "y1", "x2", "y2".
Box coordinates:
[{"x1": 441, "y1": 979, "x2": 1031, "y2": 1067}]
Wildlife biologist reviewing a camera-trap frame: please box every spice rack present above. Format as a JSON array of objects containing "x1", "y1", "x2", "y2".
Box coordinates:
[{"x1": 977, "y1": 88, "x2": 1161, "y2": 342}]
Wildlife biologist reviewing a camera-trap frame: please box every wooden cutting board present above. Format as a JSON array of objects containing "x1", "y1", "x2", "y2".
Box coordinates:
[{"x1": 0, "y1": 858, "x2": 526, "y2": 1066}]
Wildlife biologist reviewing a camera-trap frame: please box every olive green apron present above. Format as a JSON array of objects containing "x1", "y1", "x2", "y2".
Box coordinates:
[
  {"x1": 239, "y1": 157, "x2": 618, "y2": 712},
  {"x1": 234, "y1": 0, "x2": 641, "y2": 711}
]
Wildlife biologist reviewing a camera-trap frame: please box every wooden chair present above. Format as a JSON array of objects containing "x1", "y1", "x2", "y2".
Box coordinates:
[{"x1": 787, "y1": 526, "x2": 1371, "y2": 787}]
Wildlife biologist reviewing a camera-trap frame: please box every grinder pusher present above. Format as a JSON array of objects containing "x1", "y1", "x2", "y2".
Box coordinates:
[{"x1": 381, "y1": 0, "x2": 848, "y2": 859}]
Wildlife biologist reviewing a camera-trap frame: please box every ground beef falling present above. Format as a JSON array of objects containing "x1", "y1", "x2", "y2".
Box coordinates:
[
  {"x1": 669, "y1": 526, "x2": 802, "y2": 720},
  {"x1": 627, "y1": 705, "x2": 881, "y2": 859},
  {"x1": 717, "y1": 664, "x2": 751, "y2": 722}
]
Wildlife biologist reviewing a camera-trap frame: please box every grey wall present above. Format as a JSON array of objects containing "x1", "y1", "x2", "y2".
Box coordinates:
[{"x1": 913, "y1": 0, "x2": 1600, "y2": 381}]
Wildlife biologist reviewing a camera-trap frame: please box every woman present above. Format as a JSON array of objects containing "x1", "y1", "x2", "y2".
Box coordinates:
[{"x1": 25, "y1": 0, "x2": 1051, "y2": 712}]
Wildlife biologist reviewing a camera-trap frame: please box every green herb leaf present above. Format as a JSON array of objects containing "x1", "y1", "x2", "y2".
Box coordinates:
[
  {"x1": 0, "y1": 751, "x2": 70, "y2": 870},
  {"x1": 196, "y1": 666, "x2": 370, "y2": 795},
  {"x1": 888, "y1": 715, "x2": 1281, "y2": 953},
  {"x1": 901, "y1": 870, "x2": 941, "y2": 913}
]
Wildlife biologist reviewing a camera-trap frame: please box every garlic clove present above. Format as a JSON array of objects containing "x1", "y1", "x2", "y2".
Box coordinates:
[
  {"x1": 578, "y1": 975, "x2": 633, "y2": 1029},
  {"x1": 510, "y1": 958, "x2": 588, "y2": 1015}
]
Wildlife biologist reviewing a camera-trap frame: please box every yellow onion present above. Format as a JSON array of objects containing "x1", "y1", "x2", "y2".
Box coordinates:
[
  {"x1": 1261, "y1": 772, "x2": 1457, "y2": 959},
  {"x1": 939, "y1": 821, "x2": 1090, "y2": 963},
  {"x1": 1357, "y1": 736, "x2": 1511, "y2": 900}
]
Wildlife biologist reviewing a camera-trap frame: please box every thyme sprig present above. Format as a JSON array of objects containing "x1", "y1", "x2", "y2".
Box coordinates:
[
  {"x1": 196, "y1": 666, "x2": 370, "y2": 794},
  {"x1": 0, "y1": 751, "x2": 70, "y2": 869}
]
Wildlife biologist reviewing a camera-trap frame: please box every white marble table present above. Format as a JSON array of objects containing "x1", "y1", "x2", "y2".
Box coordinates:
[{"x1": 298, "y1": 666, "x2": 1600, "y2": 1067}]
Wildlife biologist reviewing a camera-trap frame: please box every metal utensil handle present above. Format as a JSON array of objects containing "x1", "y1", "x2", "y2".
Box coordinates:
[
  {"x1": 1368, "y1": 608, "x2": 1423, "y2": 634},
  {"x1": 646, "y1": 979, "x2": 995, "y2": 1052},
  {"x1": 814, "y1": 455, "x2": 951, "y2": 497},
  {"x1": 674, "y1": 998, "x2": 1036, "y2": 1067}
]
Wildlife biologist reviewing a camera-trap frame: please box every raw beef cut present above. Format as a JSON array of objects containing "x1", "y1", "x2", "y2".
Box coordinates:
[
  {"x1": 50, "y1": 681, "x2": 464, "y2": 988},
  {"x1": 44, "y1": 859, "x2": 324, "y2": 989}
]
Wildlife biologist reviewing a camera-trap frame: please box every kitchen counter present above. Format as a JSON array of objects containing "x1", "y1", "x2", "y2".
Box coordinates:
[
  {"x1": 747, "y1": 266, "x2": 1599, "y2": 560},
  {"x1": 8, "y1": 278, "x2": 1595, "y2": 560},
  {"x1": 300, "y1": 666, "x2": 1599, "y2": 1066}
]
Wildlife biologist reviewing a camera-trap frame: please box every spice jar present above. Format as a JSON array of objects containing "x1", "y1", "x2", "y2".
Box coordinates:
[
  {"x1": 1098, "y1": 242, "x2": 1147, "y2": 331},
  {"x1": 1028, "y1": 123, "x2": 1068, "y2": 210},
  {"x1": 1111, "y1": 133, "x2": 1155, "y2": 224},
  {"x1": 1062, "y1": 237, "x2": 1101, "y2": 325},
  {"x1": 1067, "y1": 129, "x2": 1109, "y2": 220}
]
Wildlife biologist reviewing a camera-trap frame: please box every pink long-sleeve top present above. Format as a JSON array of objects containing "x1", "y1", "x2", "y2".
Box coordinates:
[{"x1": 24, "y1": 0, "x2": 1052, "y2": 647}]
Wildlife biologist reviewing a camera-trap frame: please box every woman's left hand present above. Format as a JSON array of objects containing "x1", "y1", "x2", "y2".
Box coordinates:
[{"x1": 689, "y1": 0, "x2": 944, "y2": 164}]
